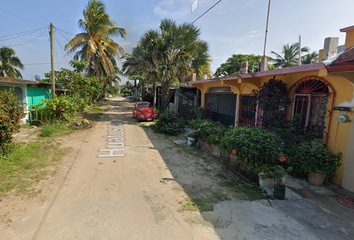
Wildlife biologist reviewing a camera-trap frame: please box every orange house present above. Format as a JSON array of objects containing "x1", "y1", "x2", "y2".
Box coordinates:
[{"x1": 189, "y1": 25, "x2": 354, "y2": 192}]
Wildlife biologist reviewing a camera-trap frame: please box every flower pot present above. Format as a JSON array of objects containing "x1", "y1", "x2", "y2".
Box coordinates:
[
  {"x1": 258, "y1": 173, "x2": 275, "y2": 188},
  {"x1": 308, "y1": 172, "x2": 326, "y2": 185},
  {"x1": 273, "y1": 185, "x2": 286, "y2": 200}
]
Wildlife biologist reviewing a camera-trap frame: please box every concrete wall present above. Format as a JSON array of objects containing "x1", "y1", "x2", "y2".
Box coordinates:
[{"x1": 27, "y1": 87, "x2": 51, "y2": 109}]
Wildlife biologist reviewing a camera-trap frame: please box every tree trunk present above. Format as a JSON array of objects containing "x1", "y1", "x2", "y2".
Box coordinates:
[
  {"x1": 160, "y1": 82, "x2": 171, "y2": 111},
  {"x1": 153, "y1": 79, "x2": 157, "y2": 107}
]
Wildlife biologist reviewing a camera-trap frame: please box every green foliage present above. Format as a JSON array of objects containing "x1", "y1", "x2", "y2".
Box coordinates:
[
  {"x1": 0, "y1": 47, "x2": 24, "y2": 79},
  {"x1": 32, "y1": 95, "x2": 78, "y2": 122},
  {"x1": 188, "y1": 119, "x2": 225, "y2": 145},
  {"x1": 287, "y1": 140, "x2": 342, "y2": 178},
  {"x1": 271, "y1": 43, "x2": 309, "y2": 68},
  {"x1": 153, "y1": 110, "x2": 185, "y2": 135},
  {"x1": 219, "y1": 127, "x2": 283, "y2": 170},
  {"x1": 65, "y1": 0, "x2": 126, "y2": 80},
  {"x1": 0, "y1": 88, "x2": 25, "y2": 156},
  {"x1": 41, "y1": 122, "x2": 71, "y2": 137},
  {"x1": 259, "y1": 165, "x2": 292, "y2": 186},
  {"x1": 214, "y1": 54, "x2": 274, "y2": 77},
  {"x1": 253, "y1": 79, "x2": 291, "y2": 129},
  {"x1": 142, "y1": 91, "x2": 154, "y2": 103},
  {"x1": 43, "y1": 66, "x2": 101, "y2": 103}
]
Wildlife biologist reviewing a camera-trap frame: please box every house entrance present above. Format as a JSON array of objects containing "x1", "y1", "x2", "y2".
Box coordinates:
[{"x1": 205, "y1": 86, "x2": 236, "y2": 126}]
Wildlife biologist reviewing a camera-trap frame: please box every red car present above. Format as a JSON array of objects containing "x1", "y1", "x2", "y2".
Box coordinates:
[{"x1": 132, "y1": 102, "x2": 158, "y2": 121}]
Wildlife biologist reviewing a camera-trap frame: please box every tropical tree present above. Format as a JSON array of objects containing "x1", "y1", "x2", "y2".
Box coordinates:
[
  {"x1": 65, "y1": 0, "x2": 126, "y2": 93},
  {"x1": 302, "y1": 51, "x2": 319, "y2": 65},
  {"x1": 0, "y1": 47, "x2": 24, "y2": 79},
  {"x1": 271, "y1": 43, "x2": 309, "y2": 68},
  {"x1": 123, "y1": 19, "x2": 212, "y2": 110},
  {"x1": 214, "y1": 54, "x2": 275, "y2": 77}
]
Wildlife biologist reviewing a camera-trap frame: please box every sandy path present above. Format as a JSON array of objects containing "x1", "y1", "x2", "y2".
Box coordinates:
[{"x1": 1, "y1": 98, "x2": 219, "y2": 240}]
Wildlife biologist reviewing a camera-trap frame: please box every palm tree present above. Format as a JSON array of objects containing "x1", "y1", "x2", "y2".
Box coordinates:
[
  {"x1": 0, "y1": 47, "x2": 24, "y2": 79},
  {"x1": 271, "y1": 43, "x2": 309, "y2": 68},
  {"x1": 65, "y1": 0, "x2": 126, "y2": 87},
  {"x1": 123, "y1": 19, "x2": 211, "y2": 110},
  {"x1": 302, "y1": 51, "x2": 319, "y2": 65}
]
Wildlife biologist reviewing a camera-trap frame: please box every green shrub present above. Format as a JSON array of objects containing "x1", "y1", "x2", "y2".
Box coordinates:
[
  {"x1": 32, "y1": 95, "x2": 78, "y2": 122},
  {"x1": 142, "y1": 91, "x2": 154, "y2": 104},
  {"x1": 219, "y1": 126, "x2": 284, "y2": 170},
  {"x1": 188, "y1": 119, "x2": 225, "y2": 145},
  {"x1": 287, "y1": 140, "x2": 342, "y2": 178},
  {"x1": 0, "y1": 88, "x2": 25, "y2": 156},
  {"x1": 153, "y1": 110, "x2": 185, "y2": 135}
]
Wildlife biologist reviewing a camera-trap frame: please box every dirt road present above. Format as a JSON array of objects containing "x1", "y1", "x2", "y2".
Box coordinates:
[{"x1": 1, "y1": 97, "x2": 351, "y2": 240}]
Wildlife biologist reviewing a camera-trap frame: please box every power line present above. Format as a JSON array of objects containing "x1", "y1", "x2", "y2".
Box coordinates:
[
  {"x1": 54, "y1": 31, "x2": 70, "y2": 63},
  {"x1": 0, "y1": 28, "x2": 49, "y2": 47},
  {"x1": 55, "y1": 27, "x2": 75, "y2": 37},
  {"x1": 190, "y1": 0, "x2": 223, "y2": 25},
  {"x1": 0, "y1": 26, "x2": 47, "y2": 39},
  {"x1": 55, "y1": 27, "x2": 72, "y2": 44},
  {"x1": 23, "y1": 62, "x2": 70, "y2": 66},
  {"x1": 0, "y1": 7, "x2": 47, "y2": 25},
  {"x1": 0, "y1": 26, "x2": 48, "y2": 42}
]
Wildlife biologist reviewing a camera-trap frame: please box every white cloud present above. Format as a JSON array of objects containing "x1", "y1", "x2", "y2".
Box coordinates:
[{"x1": 153, "y1": 0, "x2": 192, "y2": 19}]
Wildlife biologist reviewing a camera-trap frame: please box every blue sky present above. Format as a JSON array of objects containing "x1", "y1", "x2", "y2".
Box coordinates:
[{"x1": 1, "y1": 0, "x2": 354, "y2": 82}]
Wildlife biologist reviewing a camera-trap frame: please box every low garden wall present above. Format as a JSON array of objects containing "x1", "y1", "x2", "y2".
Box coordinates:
[{"x1": 198, "y1": 141, "x2": 259, "y2": 184}]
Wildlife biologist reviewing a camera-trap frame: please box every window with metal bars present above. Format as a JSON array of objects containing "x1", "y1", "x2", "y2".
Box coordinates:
[{"x1": 288, "y1": 77, "x2": 335, "y2": 144}]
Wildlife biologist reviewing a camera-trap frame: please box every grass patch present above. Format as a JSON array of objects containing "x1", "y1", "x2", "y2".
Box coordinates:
[
  {"x1": 41, "y1": 122, "x2": 73, "y2": 137},
  {"x1": 0, "y1": 141, "x2": 71, "y2": 197},
  {"x1": 179, "y1": 190, "x2": 230, "y2": 212},
  {"x1": 86, "y1": 113, "x2": 103, "y2": 122},
  {"x1": 220, "y1": 179, "x2": 267, "y2": 200},
  {"x1": 21, "y1": 124, "x2": 33, "y2": 129},
  {"x1": 89, "y1": 107, "x2": 104, "y2": 113}
]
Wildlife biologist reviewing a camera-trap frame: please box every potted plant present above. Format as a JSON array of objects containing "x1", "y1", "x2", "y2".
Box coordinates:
[
  {"x1": 292, "y1": 140, "x2": 342, "y2": 185},
  {"x1": 259, "y1": 164, "x2": 289, "y2": 199}
]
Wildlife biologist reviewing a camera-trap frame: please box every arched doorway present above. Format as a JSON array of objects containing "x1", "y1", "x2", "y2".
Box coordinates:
[{"x1": 288, "y1": 76, "x2": 335, "y2": 144}]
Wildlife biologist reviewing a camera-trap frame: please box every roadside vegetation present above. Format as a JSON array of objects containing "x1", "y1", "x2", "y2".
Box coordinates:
[{"x1": 146, "y1": 78, "x2": 341, "y2": 208}]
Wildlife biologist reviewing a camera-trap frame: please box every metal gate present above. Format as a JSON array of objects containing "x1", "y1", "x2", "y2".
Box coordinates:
[
  {"x1": 239, "y1": 95, "x2": 261, "y2": 126},
  {"x1": 205, "y1": 93, "x2": 236, "y2": 126}
]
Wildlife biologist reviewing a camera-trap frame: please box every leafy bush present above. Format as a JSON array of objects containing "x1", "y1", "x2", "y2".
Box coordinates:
[
  {"x1": 153, "y1": 110, "x2": 185, "y2": 135},
  {"x1": 0, "y1": 88, "x2": 25, "y2": 156},
  {"x1": 32, "y1": 95, "x2": 78, "y2": 122},
  {"x1": 287, "y1": 140, "x2": 342, "y2": 178},
  {"x1": 142, "y1": 91, "x2": 154, "y2": 104},
  {"x1": 43, "y1": 61, "x2": 101, "y2": 103},
  {"x1": 188, "y1": 119, "x2": 225, "y2": 145},
  {"x1": 253, "y1": 79, "x2": 291, "y2": 129},
  {"x1": 219, "y1": 126, "x2": 284, "y2": 170}
]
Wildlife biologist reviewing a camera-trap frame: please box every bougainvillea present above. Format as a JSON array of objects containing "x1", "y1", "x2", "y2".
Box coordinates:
[{"x1": 0, "y1": 88, "x2": 24, "y2": 156}]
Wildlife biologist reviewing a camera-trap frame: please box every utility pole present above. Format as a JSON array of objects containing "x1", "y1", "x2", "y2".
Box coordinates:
[
  {"x1": 298, "y1": 35, "x2": 302, "y2": 66},
  {"x1": 261, "y1": 0, "x2": 271, "y2": 72},
  {"x1": 50, "y1": 23, "x2": 55, "y2": 99}
]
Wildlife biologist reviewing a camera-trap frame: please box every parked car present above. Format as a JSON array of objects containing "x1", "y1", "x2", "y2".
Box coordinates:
[{"x1": 132, "y1": 102, "x2": 158, "y2": 121}]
